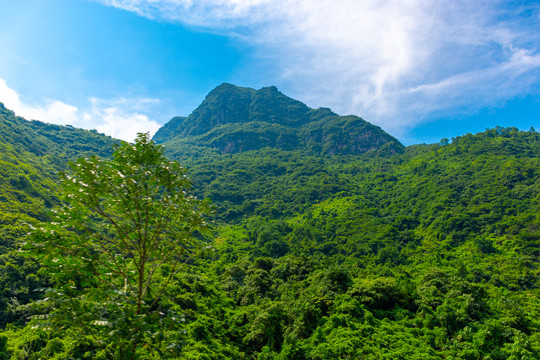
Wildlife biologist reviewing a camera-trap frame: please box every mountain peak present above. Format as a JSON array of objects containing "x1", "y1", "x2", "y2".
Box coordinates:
[
  {"x1": 209, "y1": 82, "x2": 253, "y2": 94},
  {"x1": 154, "y1": 84, "x2": 404, "y2": 155},
  {"x1": 160, "y1": 84, "x2": 310, "y2": 138},
  {"x1": 260, "y1": 85, "x2": 279, "y2": 92}
]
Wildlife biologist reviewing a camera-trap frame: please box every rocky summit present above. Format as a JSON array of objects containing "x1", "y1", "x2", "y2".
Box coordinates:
[{"x1": 153, "y1": 83, "x2": 404, "y2": 156}]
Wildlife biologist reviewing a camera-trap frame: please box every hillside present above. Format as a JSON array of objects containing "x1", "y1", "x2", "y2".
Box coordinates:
[
  {"x1": 168, "y1": 127, "x2": 540, "y2": 359},
  {"x1": 0, "y1": 103, "x2": 120, "y2": 328},
  {"x1": 0, "y1": 97, "x2": 538, "y2": 359},
  {"x1": 154, "y1": 84, "x2": 404, "y2": 156},
  {"x1": 0, "y1": 103, "x2": 119, "y2": 163}
]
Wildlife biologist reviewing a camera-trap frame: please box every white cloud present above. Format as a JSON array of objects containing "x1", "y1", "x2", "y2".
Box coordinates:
[
  {"x1": 84, "y1": 97, "x2": 162, "y2": 142},
  {"x1": 0, "y1": 79, "x2": 79, "y2": 126},
  {"x1": 97, "y1": 0, "x2": 540, "y2": 136},
  {"x1": 0, "y1": 79, "x2": 161, "y2": 142}
]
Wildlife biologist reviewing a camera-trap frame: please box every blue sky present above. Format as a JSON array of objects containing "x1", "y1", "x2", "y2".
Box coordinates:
[{"x1": 0, "y1": 0, "x2": 539, "y2": 144}]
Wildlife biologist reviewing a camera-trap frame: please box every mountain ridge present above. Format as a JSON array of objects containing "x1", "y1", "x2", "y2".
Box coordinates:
[
  {"x1": 0, "y1": 102, "x2": 119, "y2": 161},
  {"x1": 153, "y1": 83, "x2": 404, "y2": 156}
]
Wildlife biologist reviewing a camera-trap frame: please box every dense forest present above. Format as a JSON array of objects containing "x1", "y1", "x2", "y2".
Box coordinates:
[{"x1": 0, "y1": 85, "x2": 538, "y2": 359}]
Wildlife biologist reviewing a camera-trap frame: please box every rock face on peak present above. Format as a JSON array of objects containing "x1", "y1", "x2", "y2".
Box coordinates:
[
  {"x1": 152, "y1": 116, "x2": 187, "y2": 143},
  {"x1": 153, "y1": 83, "x2": 404, "y2": 156}
]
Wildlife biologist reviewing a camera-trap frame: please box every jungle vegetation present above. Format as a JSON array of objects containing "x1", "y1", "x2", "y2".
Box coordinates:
[{"x1": 0, "y1": 85, "x2": 538, "y2": 359}]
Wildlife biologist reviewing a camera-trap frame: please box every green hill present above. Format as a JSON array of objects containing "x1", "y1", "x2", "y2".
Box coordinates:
[
  {"x1": 0, "y1": 95, "x2": 538, "y2": 359},
  {"x1": 0, "y1": 103, "x2": 120, "y2": 328},
  {"x1": 154, "y1": 84, "x2": 404, "y2": 156},
  {"x1": 178, "y1": 127, "x2": 540, "y2": 359}
]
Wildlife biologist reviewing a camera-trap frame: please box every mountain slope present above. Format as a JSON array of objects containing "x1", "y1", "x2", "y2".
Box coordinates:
[
  {"x1": 0, "y1": 102, "x2": 120, "y2": 221},
  {"x1": 0, "y1": 103, "x2": 121, "y2": 327},
  {"x1": 0, "y1": 103, "x2": 119, "y2": 163},
  {"x1": 199, "y1": 128, "x2": 540, "y2": 358},
  {"x1": 153, "y1": 83, "x2": 404, "y2": 156},
  {"x1": 0, "y1": 95, "x2": 538, "y2": 359}
]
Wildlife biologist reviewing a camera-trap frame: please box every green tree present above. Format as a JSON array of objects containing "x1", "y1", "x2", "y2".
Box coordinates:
[{"x1": 27, "y1": 133, "x2": 210, "y2": 357}]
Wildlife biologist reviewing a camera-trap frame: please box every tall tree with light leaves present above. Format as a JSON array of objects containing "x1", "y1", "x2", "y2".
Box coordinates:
[{"x1": 28, "y1": 133, "x2": 211, "y2": 358}]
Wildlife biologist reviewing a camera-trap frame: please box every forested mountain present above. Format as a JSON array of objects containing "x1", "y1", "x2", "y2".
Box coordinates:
[
  {"x1": 0, "y1": 102, "x2": 119, "y2": 223},
  {"x1": 154, "y1": 84, "x2": 403, "y2": 156},
  {"x1": 0, "y1": 104, "x2": 119, "y2": 332},
  {"x1": 0, "y1": 95, "x2": 538, "y2": 359},
  {"x1": 154, "y1": 126, "x2": 540, "y2": 359},
  {"x1": 0, "y1": 103, "x2": 119, "y2": 162}
]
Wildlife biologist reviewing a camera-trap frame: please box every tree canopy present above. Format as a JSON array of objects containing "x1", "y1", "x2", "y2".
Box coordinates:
[{"x1": 27, "y1": 133, "x2": 210, "y2": 358}]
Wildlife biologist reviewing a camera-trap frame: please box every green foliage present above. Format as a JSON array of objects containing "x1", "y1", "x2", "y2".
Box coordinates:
[
  {"x1": 24, "y1": 134, "x2": 211, "y2": 357},
  {"x1": 0, "y1": 103, "x2": 121, "y2": 330},
  {"x1": 181, "y1": 127, "x2": 539, "y2": 358},
  {"x1": 1, "y1": 110, "x2": 539, "y2": 359}
]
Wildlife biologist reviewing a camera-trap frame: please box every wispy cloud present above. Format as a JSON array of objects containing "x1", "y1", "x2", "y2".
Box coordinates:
[
  {"x1": 99, "y1": 0, "x2": 273, "y2": 26},
  {"x1": 97, "y1": 0, "x2": 540, "y2": 136},
  {"x1": 0, "y1": 79, "x2": 161, "y2": 142}
]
